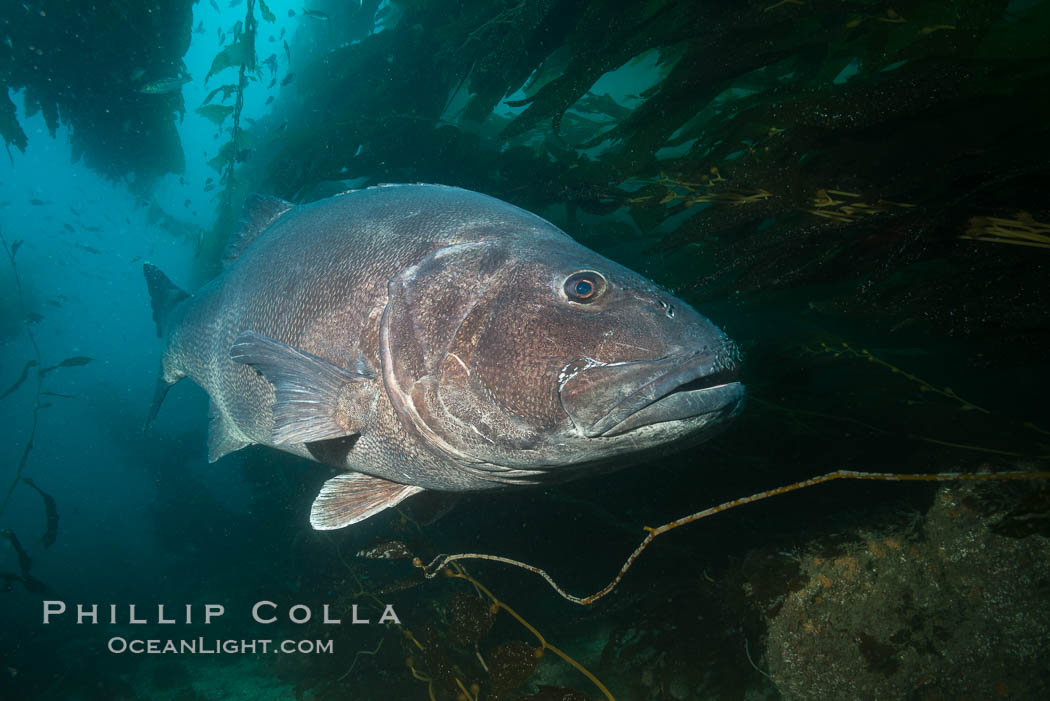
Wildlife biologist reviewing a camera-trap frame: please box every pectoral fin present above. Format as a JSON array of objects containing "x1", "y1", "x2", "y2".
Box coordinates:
[
  {"x1": 310, "y1": 472, "x2": 423, "y2": 530},
  {"x1": 230, "y1": 331, "x2": 374, "y2": 445}
]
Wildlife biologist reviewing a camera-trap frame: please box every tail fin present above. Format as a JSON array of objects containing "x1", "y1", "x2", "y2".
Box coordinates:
[{"x1": 143, "y1": 263, "x2": 189, "y2": 338}]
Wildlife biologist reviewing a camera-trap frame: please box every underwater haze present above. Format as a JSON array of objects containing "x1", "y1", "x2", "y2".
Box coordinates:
[{"x1": 2, "y1": 1, "x2": 1050, "y2": 700}]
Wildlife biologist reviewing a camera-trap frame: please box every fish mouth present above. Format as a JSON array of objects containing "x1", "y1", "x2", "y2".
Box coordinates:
[
  {"x1": 598, "y1": 363, "x2": 744, "y2": 437},
  {"x1": 558, "y1": 350, "x2": 745, "y2": 438}
]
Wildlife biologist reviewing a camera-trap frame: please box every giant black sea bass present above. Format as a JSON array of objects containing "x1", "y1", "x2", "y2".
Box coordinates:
[{"x1": 144, "y1": 185, "x2": 744, "y2": 529}]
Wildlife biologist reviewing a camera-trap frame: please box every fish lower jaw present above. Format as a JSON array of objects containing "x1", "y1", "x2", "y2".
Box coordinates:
[{"x1": 588, "y1": 381, "x2": 745, "y2": 438}]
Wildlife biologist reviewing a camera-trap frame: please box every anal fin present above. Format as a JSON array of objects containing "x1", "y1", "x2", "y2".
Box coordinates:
[
  {"x1": 310, "y1": 473, "x2": 423, "y2": 530},
  {"x1": 208, "y1": 402, "x2": 248, "y2": 462}
]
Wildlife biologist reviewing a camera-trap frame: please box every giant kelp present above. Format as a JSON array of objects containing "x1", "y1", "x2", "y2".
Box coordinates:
[
  {"x1": 0, "y1": 0, "x2": 193, "y2": 187},
  {"x1": 0, "y1": 231, "x2": 96, "y2": 598},
  {"x1": 219, "y1": 0, "x2": 1049, "y2": 362}
]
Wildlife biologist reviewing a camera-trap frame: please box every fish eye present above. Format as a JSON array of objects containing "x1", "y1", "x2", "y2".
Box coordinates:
[{"x1": 562, "y1": 271, "x2": 606, "y2": 304}]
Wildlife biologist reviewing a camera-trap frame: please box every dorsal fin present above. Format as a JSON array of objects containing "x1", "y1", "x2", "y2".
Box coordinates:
[
  {"x1": 222, "y1": 194, "x2": 294, "y2": 269},
  {"x1": 143, "y1": 263, "x2": 189, "y2": 337}
]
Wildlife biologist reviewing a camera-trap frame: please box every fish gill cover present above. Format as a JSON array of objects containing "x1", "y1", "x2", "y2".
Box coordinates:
[{"x1": 0, "y1": 1, "x2": 1049, "y2": 700}]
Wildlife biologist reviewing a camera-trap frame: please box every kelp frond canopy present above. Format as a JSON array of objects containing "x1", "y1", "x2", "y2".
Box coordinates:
[
  {"x1": 227, "y1": 0, "x2": 1049, "y2": 353},
  {"x1": 0, "y1": 0, "x2": 193, "y2": 188},
  {"x1": 3, "y1": 0, "x2": 1047, "y2": 352}
]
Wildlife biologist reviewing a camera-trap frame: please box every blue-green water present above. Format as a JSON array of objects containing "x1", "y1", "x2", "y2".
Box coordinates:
[{"x1": 2, "y1": 1, "x2": 1048, "y2": 700}]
